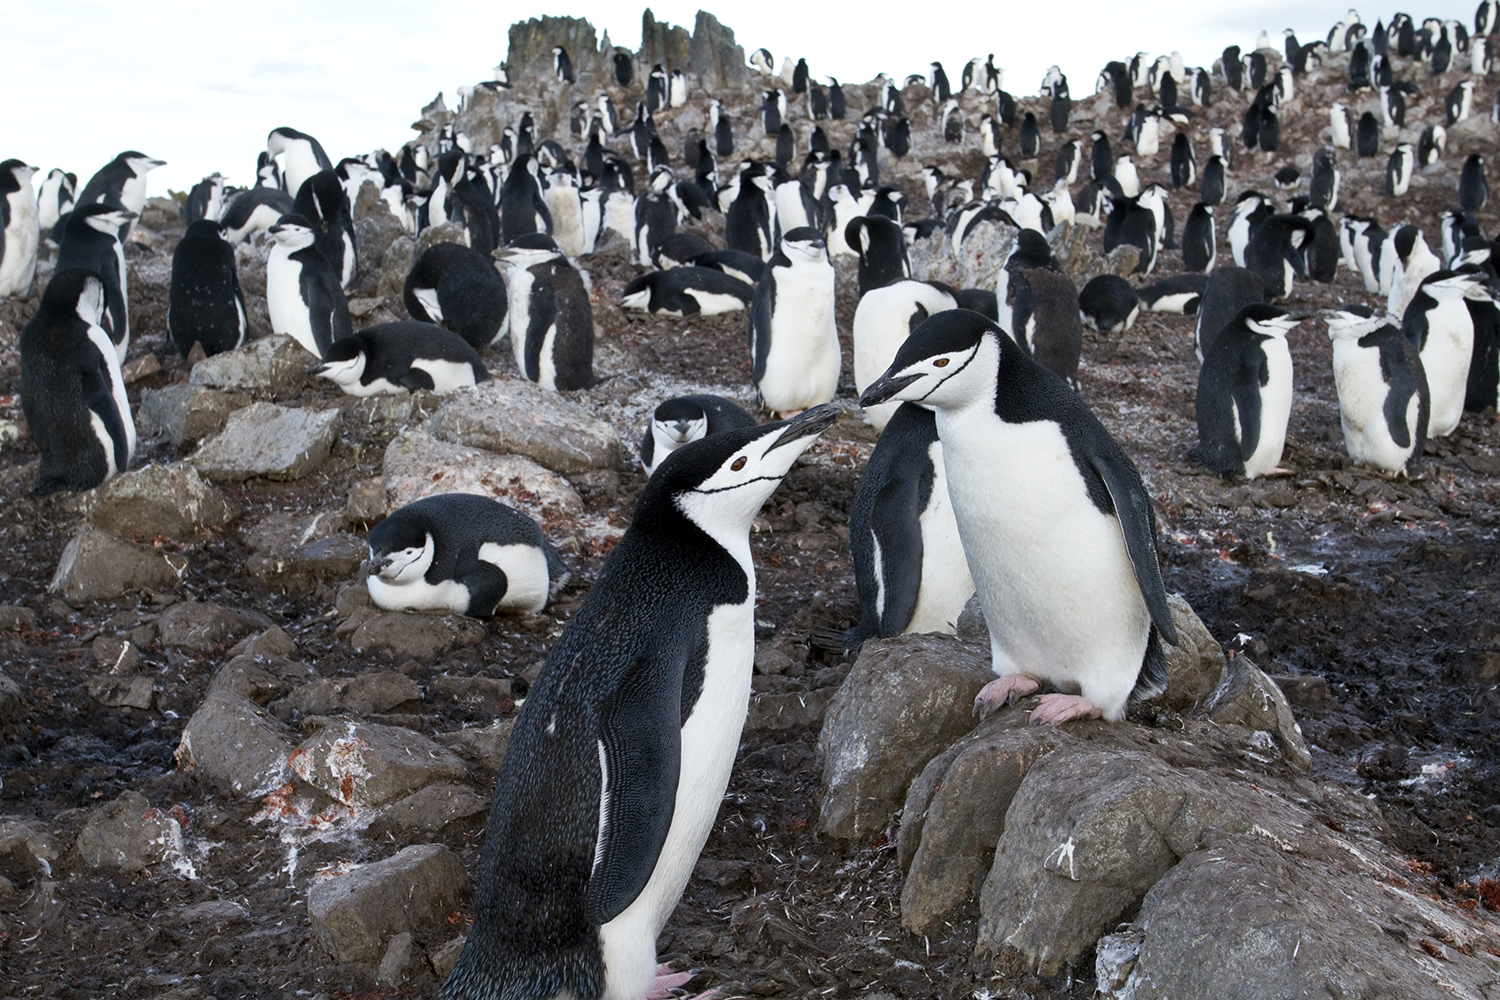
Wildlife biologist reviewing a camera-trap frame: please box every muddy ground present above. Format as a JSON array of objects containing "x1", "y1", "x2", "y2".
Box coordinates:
[{"x1": 2, "y1": 51, "x2": 1499, "y2": 1000}]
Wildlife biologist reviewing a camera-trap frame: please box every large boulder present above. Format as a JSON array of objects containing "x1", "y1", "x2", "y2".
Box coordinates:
[
  {"x1": 382, "y1": 429, "x2": 583, "y2": 516},
  {"x1": 189, "y1": 334, "x2": 311, "y2": 399},
  {"x1": 687, "y1": 11, "x2": 749, "y2": 92},
  {"x1": 137, "y1": 385, "x2": 251, "y2": 447},
  {"x1": 192, "y1": 402, "x2": 341, "y2": 482},
  {"x1": 307, "y1": 843, "x2": 471, "y2": 965},
  {"x1": 290, "y1": 721, "x2": 468, "y2": 808},
  {"x1": 75, "y1": 791, "x2": 187, "y2": 873},
  {"x1": 85, "y1": 463, "x2": 237, "y2": 541},
  {"x1": 817, "y1": 634, "x2": 993, "y2": 839},
  {"x1": 48, "y1": 525, "x2": 188, "y2": 603},
  {"x1": 426, "y1": 378, "x2": 626, "y2": 474}
]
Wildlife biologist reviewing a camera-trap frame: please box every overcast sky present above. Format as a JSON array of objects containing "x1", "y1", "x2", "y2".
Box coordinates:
[{"x1": 0, "y1": 2, "x2": 1478, "y2": 195}]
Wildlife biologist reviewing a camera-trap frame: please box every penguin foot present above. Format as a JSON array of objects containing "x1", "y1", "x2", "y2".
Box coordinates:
[
  {"x1": 974, "y1": 675, "x2": 1041, "y2": 719},
  {"x1": 646, "y1": 964, "x2": 713, "y2": 999},
  {"x1": 1029, "y1": 693, "x2": 1104, "y2": 726}
]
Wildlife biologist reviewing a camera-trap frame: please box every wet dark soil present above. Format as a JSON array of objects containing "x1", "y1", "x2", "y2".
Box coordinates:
[{"x1": 1, "y1": 51, "x2": 1499, "y2": 1000}]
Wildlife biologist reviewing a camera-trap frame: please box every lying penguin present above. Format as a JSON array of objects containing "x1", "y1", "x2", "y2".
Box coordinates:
[{"x1": 311, "y1": 322, "x2": 488, "y2": 396}]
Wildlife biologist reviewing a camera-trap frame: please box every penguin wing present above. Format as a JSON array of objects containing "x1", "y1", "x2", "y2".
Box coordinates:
[
  {"x1": 79, "y1": 353, "x2": 130, "y2": 473},
  {"x1": 750, "y1": 276, "x2": 775, "y2": 384},
  {"x1": 584, "y1": 648, "x2": 684, "y2": 925},
  {"x1": 398, "y1": 367, "x2": 436, "y2": 393},
  {"x1": 1231, "y1": 345, "x2": 1267, "y2": 463},
  {"x1": 1086, "y1": 448, "x2": 1178, "y2": 645},
  {"x1": 524, "y1": 271, "x2": 556, "y2": 380},
  {"x1": 869, "y1": 473, "x2": 927, "y2": 636},
  {"x1": 301, "y1": 267, "x2": 336, "y2": 357}
]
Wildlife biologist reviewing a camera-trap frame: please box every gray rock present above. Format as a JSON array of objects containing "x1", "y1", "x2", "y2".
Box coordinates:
[
  {"x1": 954, "y1": 594, "x2": 987, "y2": 639},
  {"x1": 434, "y1": 718, "x2": 515, "y2": 774},
  {"x1": 380, "y1": 782, "x2": 489, "y2": 834},
  {"x1": 416, "y1": 222, "x2": 470, "y2": 258},
  {"x1": 1103, "y1": 834, "x2": 1500, "y2": 999},
  {"x1": 1208, "y1": 655, "x2": 1311, "y2": 770},
  {"x1": 274, "y1": 671, "x2": 422, "y2": 719},
  {"x1": 377, "y1": 236, "x2": 416, "y2": 298},
  {"x1": 817, "y1": 634, "x2": 993, "y2": 839},
  {"x1": 156, "y1": 600, "x2": 272, "y2": 651},
  {"x1": 91, "y1": 635, "x2": 142, "y2": 673},
  {"x1": 343, "y1": 391, "x2": 445, "y2": 431},
  {"x1": 86, "y1": 463, "x2": 237, "y2": 541},
  {"x1": 354, "y1": 210, "x2": 403, "y2": 279},
  {"x1": 76, "y1": 791, "x2": 186, "y2": 872},
  {"x1": 242, "y1": 508, "x2": 347, "y2": 553},
  {"x1": 247, "y1": 532, "x2": 368, "y2": 596},
  {"x1": 189, "y1": 334, "x2": 313, "y2": 399},
  {"x1": 49, "y1": 525, "x2": 189, "y2": 603},
  {"x1": 1052, "y1": 223, "x2": 1141, "y2": 288},
  {"x1": 191, "y1": 402, "x2": 341, "y2": 482},
  {"x1": 746, "y1": 687, "x2": 836, "y2": 731},
  {"x1": 337, "y1": 607, "x2": 487, "y2": 661},
  {"x1": 86, "y1": 673, "x2": 154, "y2": 710},
  {"x1": 687, "y1": 11, "x2": 749, "y2": 91},
  {"x1": 170, "y1": 899, "x2": 251, "y2": 933},
  {"x1": 637, "y1": 10, "x2": 691, "y2": 80},
  {"x1": 0, "y1": 605, "x2": 39, "y2": 630},
  {"x1": 427, "y1": 378, "x2": 625, "y2": 474},
  {"x1": 0, "y1": 818, "x2": 63, "y2": 875},
  {"x1": 137, "y1": 385, "x2": 252, "y2": 447},
  {"x1": 227, "y1": 625, "x2": 297, "y2": 659},
  {"x1": 1161, "y1": 592, "x2": 1228, "y2": 713},
  {"x1": 429, "y1": 935, "x2": 466, "y2": 979},
  {"x1": 383, "y1": 428, "x2": 583, "y2": 515},
  {"x1": 307, "y1": 843, "x2": 471, "y2": 964},
  {"x1": 345, "y1": 478, "x2": 389, "y2": 526},
  {"x1": 0, "y1": 671, "x2": 21, "y2": 721},
  {"x1": 290, "y1": 720, "x2": 467, "y2": 808},
  {"x1": 176, "y1": 657, "x2": 308, "y2": 795},
  {"x1": 505, "y1": 15, "x2": 605, "y2": 84},
  {"x1": 376, "y1": 930, "x2": 416, "y2": 986},
  {"x1": 427, "y1": 675, "x2": 512, "y2": 715},
  {"x1": 898, "y1": 710, "x2": 1063, "y2": 934}
]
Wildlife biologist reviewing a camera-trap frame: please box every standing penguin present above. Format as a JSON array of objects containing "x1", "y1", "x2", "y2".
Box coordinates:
[
  {"x1": 19, "y1": 269, "x2": 135, "y2": 495},
  {"x1": 311, "y1": 322, "x2": 488, "y2": 397},
  {"x1": 634, "y1": 167, "x2": 678, "y2": 266},
  {"x1": 55, "y1": 204, "x2": 133, "y2": 362},
  {"x1": 845, "y1": 215, "x2": 911, "y2": 295},
  {"x1": 439, "y1": 405, "x2": 837, "y2": 1000},
  {"x1": 265, "y1": 214, "x2": 352, "y2": 359},
  {"x1": 292, "y1": 169, "x2": 359, "y2": 288},
  {"x1": 1403, "y1": 270, "x2": 1486, "y2": 437},
  {"x1": 168, "y1": 220, "x2": 247, "y2": 357},
  {"x1": 1181, "y1": 203, "x2": 1217, "y2": 272},
  {"x1": 496, "y1": 233, "x2": 596, "y2": 391},
  {"x1": 500, "y1": 154, "x2": 554, "y2": 244},
  {"x1": 1170, "y1": 133, "x2": 1197, "y2": 188},
  {"x1": 1356, "y1": 112, "x2": 1380, "y2": 157},
  {"x1": 1309, "y1": 147, "x2": 1340, "y2": 210},
  {"x1": 35, "y1": 167, "x2": 76, "y2": 233},
  {"x1": 1324, "y1": 306, "x2": 1429, "y2": 474},
  {"x1": 0, "y1": 160, "x2": 39, "y2": 297},
  {"x1": 1200, "y1": 155, "x2": 1227, "y2": 205},
  {"x1": 403, "y1": 241, "x2": 508, "y2": 351},
  {"x1": 1386, "y1": 143, "x2": 1415, "y2": 196},
  {"x1": 552, "y1": 46, "x2": 574, "y2": 83},
  {"x1": 751, "y1": 227, "x2": 839, "y2": 414},
  {"x1": 860, "y1": 310, "x2": 1178, "y2": 724},
  {"x1": 637, "y1": 394, "x2": 758, "y2": 476},
  {"x1": 1188, "y1": 304, "x2": 1300, "y2": 479},
  {"x1": 1244, "y1": 214, "x2": 1316, "y2": 300},
  {"x1": 1460, "y1": 154, "x2": 1489, "y2": 211},
  {"x1": 1196, "y1": 267, "x2": 1268, "y2": 362},
  {"x1": 853, "y1": 279, "x2": 959, "y2": 429},
  {"x1": 845, "y1": 402, "x2": 974, "y2": 646},
  {"x1": 266, "y1": 127, "x2": 332, "y2": 198},
  {"x1": 367, "y1": 494, "x2": 567, "y2": 618},
  {"x1": 74, "y1": 150, "x2": 164, "y2": 238}
]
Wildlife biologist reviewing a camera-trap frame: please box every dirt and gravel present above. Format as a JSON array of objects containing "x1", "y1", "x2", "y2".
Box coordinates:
[{"x1": 1, "y1": 40, "x2": 1499, "y2": 1000}]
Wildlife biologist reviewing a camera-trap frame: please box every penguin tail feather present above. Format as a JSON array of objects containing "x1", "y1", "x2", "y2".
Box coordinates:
[{"x1": 1129, "y1": 624, "x2": 1170, "y2": 705}]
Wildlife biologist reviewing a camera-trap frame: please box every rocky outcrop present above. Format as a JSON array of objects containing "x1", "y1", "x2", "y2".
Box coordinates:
[{"x1": 687, "y1": 11, "x2": 749, "y2": 92}]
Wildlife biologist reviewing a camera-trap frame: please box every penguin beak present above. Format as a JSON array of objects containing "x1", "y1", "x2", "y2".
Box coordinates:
[
  {"x1": 308, "y1": 363, "x2": 329, "y2": 377},
  {"x1": 768, "y1": 402, "x2": 840, "y2": 450},
  {"x1": 859, "y1": 371, "x2": 922, "y2": 408}
]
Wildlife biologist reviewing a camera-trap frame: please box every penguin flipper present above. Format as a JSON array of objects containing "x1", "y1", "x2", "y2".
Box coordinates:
[
  {"x1": 1231, "y1": 349, "x2": 1266, "y2": 464},
  {"x1": 1088, "y1": 451, "x2": 1178, "y2": 646},
  {"x1": 584, "y1": 650, "x2": 683, "y2": 925},
  {"x1": 79, "y1": 357, "x2": 130, "y2": 474},
  {"x1": 398, "y1": 368, "x2": 436, "y2": 393},
  {"x1": 749, "y1": 279, "x2": 774, "y2": 385},
  {"x1": 301, "y1": 268, "x2": 336, "y2": 357},
  {"x1": 869, "y1": 476, "x2": 926, "y2": 637}
]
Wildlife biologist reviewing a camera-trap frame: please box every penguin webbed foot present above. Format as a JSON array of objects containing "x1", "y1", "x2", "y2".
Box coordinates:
[
  {"x1": 646, "y1": 963, "x2": 715, "y2": 1000},
  {"x1": 1029, "y1": 693, "x2": 1104, "y2": 726},
  {"x1": 974, "y1": 674, "x2": 1041, "y2": 720}
]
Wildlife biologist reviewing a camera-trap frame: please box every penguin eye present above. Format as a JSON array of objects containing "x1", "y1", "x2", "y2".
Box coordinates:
[
  {"x1": 731, "y1": 457, "x2": 747, "y2": 472},
  {"x1": 934, "y1": 358, "x2": 951, "y2": 368}
]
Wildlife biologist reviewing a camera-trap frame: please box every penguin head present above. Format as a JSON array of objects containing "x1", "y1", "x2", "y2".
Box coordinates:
[
  {"x1": 2, "y1": 160, "x2": 37, "y2": 186},
  {"x1": 368, "y1": 515, "x2": 435, "y2": 585},
  {"x1": 74, "y1": 203, "x2": 136, "y2": 237},
  {"x1": 860, "y1": 308, "x2": 1001, "y2": 412},
  {"x1": 646, "y1": 397, "x2": 712, "y2": 466},
  {"x1": 653, "y1": 404, "x2": 838, "y2": 540},
  {"x1": 498, "y1": 232, "x2": 562, "y2": 269},
  {"x1": 780, "y1": 227, "x2": 827, "y2": 263},
  {"x1": 1322, "y1": 305, "x2": 1385, "y2": 341},
  {"x1": 1236, "y1": 303, "x2": 1302, "y2": 339},
  {"x1": 120, "y1": 151, "x2": 166, "y2": 175},
  {"x1": 309, "y1": 337, "x2": 367, "y2": 388},
  {"x1": 268, "y1": 214, "x2": 316, "y2": 248}
]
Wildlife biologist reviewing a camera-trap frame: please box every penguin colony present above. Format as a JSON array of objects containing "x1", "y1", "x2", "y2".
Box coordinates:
[{"x1": 5, "y1": 6, "x2": 1500, "y2": 998}]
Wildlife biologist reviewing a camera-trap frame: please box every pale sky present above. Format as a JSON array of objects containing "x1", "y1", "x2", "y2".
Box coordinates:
[{"x1": 0, "y1": 1, "x2": 1477, "y2": 195}]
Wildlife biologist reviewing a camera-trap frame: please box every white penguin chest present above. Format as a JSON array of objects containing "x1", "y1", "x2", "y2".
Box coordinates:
[
  {"x1": 1422, "y1": 300, "x2": 1476, "y2": 437},
  {"x1": 0, "y1": 191, "x2": 39, "y2": 293},
  {"x1": 1331, "y1": 341, "x2": 1415, "y2": 469},
  {"x1": 905, "y1": 441, "x2": 974, "y2": 636},
  {"x1": 758, "y1": 265, "x2": 838, "y2": 412},
  {"x1": 266, "y1": 247, "x2": 315, "y2": 348},
  {"x1": 1243, "y1": 340, "x2": 1293, "y2": 478},
  {"x1": 477, "y1": 541, "x2": 551, "y2": 613}
]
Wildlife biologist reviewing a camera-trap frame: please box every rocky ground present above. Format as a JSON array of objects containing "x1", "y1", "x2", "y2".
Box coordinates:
[{"x1": 2, "y1": 18, "x2": 1500, "y2": 1000}]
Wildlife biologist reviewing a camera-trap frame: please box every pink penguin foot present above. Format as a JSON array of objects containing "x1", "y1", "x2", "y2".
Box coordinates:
[
  {"x1": 645, "y1": 964, "x2": 717, "y2": 1000},
  {"x1": 974, "y1": 674, "x2": 1041, "y2": 719},
  {"x1": 1029, "y1": 693, "x2": 1104, "y2": 726}
]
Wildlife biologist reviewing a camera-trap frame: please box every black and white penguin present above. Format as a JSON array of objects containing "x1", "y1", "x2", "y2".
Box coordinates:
[
  {"x1": 291, "y1": 169, "x2": 359, "y2": 288},
  {"x1": 1189, "y1": 304, "x2": 1300, "y2": 479},
  {"x1": 853, "y1": 279, "x2": 959, "y2": 429},
  {"x1": 266, "y1": 214, "x2": 352, "y2": 359},
  {"x1": 311, "y1": 321, "x2": 488, "y2": 397},
  {"x1": 403, "y1": 242, "x2": 508, "y2": 352},
  {"x1": 620, "y1": 267, "x2": 755, "y2": 316},
  {"x1": 1200, "y1": 155, "x2": 1226, "y2": 206},
  {"x1": 1340, "y1": 216, "x2": 1387, "y2": 293},
  {"x1": 219, "y1": 187, "x2": 296, "y2": 243},
  {"x1": 1402, "y1": 270, "x2": 1486, "y2": 437},
  {"x1": 709, "y1": 99, "x2": 734, "y2": 157},
  {"x1": 1461, "y1": 154, "x2": 1489, "y2": 211},
  {"x1": 1355, "y1": 111, "x2": 1380, "y2": 158},
  {"x1": 496, "y1": 234, "x2": 595, "y2": 391},
  {"x1": 1079, "y1": 274, "x2": 1140, "y2": 334},
  {"x1": 36, "y1": 167, "x2": 76, "y2": 233},
  {"x1": 1010, "y1": 268, "x2": 1084, "y2": 387},
  {"x1": 726, "y1": 167, "x2": 774, "y2": 261},
  {"x1": 751, "y1": 227, "x2": 839, "y2": 414},
  {"x1": 1329, "y1": 103, "x2": 1352, "y2": 149},
  {"x1": 859, "y1": 309, "x2": 1178, "y2": 724},
  {"x1": 845, "y1": 215, "x2": 911, "y2": 296},
  {"x1": 74, "y1": 150, "x2": 163, "y2": 238},
  {"x1": 653, "y1": 232, "x2": 716, "y2": 270},
  {"x1": 1018, "y1": 112, "x2": 1041, "y2": 159},
  {"x1": 19, "y1": 269, "x2": 135, "y2": 495},
  {"x1": 1386, "y1": 143, "x2": 1415, "y2": 197},
  {"x1": 844, "y1": 401, "x2": 974, "y2": 646},
  {"x1": 167, "y1": 219, "x2": 246, "y2": 358},
  {"x1": 689, "y1": 248, "x2": 765, "y2": 286},
  {"x1": 367, "y1": 494, "x2": 567, "y2": 618},
  {"x1": 500, "y1": 155, "x2": 554, "y2": 244},
  {"x1": 266, "y1": 127, "x2": 332, "y2": 201},
  {"x1": 552, "y1": 45, "x2": 574, "y2": 83},
  {"x1": 1195, "y1": 267, "x2": 1267, "y2": 361},
  {"x1": 55, "y1": 204, "x2": 133, "y2": 362},
  {"x1": 637, "y1": 393, "x2": 758, "y2": 476},
  {"x1": 1324, "y1": 306, "x2": 1429, "y2": 474},
  {"x1": 634, "y1": 167, "x2": 678, "y2": 266},
  {"x1": 1102, "y1": 192, "x2": 1161, "y2": 275},
  {"x1": 438, "y1": 405, "x2": 837, "y2": 1000},
  {"x1": 1170, "y1": 133, "x2": 1197, "y2": 188},
  {"x1": 614, "y1": 50, "x2": 634, "y2": 86},
  {"x1": 182, "y1": 172, "x2": 225, "y2": 226},
  {"x1": 1139, "y1": 273, "x2": 1209, "y2": 314},
  {"x1": 994, "y1": 229, "x2": 1061, "y2": 336},
  {"x1": 1175, "y1": 199, "x2": 1214, "y2": 272},
  {"x1": 1309, "y1": 148, "x2": 1340, "y2": 211},
  {"x1": 1245, "y1": 213, "x2": 1315, "y2": 300},
  {"x1": 0, "y1": 160, "x2": 39, "y2": 297}
]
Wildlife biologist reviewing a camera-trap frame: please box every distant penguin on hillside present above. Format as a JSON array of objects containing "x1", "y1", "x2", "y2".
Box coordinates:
[
  {"x1": 845, "y1": 215, "x2": 911, "y2": 296},
  {"x1": 403, "y1": 241, "x2": 508, "y2": 351},
  {"x1": 552, "y1": 45, "x2": 574, "y2": 83},
  {"x1": 168, "y1": 220, "x2": 246, "y2": 357},
  {"x1": 751, "y1": 227, "x2": 839, "y2": 414},
  {"x1": 311, "y1": 321, "x2": 488, "y2": 397},
  {"x1": 19, "y1": 269, "x2": 134, "y2": 495},
  {"x1": 1170, "y1": 133, "x2": 1196, "y2": 188},
  {"x1": 0, "y1": 160, "x2": 39, "y2": 298},
  {"x1": 1324, "y1": 306, "x2": 1429, "y2": 474},
  {"x1": 637, "y1": 394, "x2": 757, "y2": 476},
  {"x1": 55, "y1": 204, "x2": 133, "y2": 362},
  {"x1": 266, "y1": 127, "x2": 332, "y2": 200},
  {"x1": 1182, "y1": 203, "x2": 1216, "y2": 272},
  {"x1": 496, "y1": 233, "x2": 595, "y2": 391},
  {"x1": 1386, "y1": 143, "x2": 1415, "y2": 196},
  {"x1": 1189, "y1": 304, "x2": 1301, "y2": 479},
  {"x1": 1461, "y1": 154, "x2": 1489, "y2": 211},
  {"x1": 266, "y1": 213, "x2": 352, "y2": 359}
]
